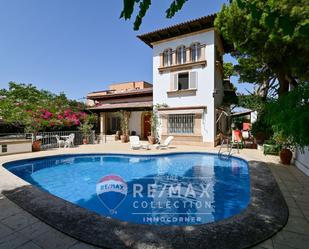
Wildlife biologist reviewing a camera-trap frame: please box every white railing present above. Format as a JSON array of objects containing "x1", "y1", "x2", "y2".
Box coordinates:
[{"x1": 0, "y1": 131, "x2": 96, "y2": 150}]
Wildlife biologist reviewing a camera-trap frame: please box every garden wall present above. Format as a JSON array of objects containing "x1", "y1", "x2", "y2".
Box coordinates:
[{"x1": 295, "y1": 147, "x2": 309, "y2": 176}]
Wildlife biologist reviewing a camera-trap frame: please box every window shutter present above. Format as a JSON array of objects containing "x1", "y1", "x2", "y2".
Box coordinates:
[
  {"x1": 170, "y1": 73, "x2": 178, "y2": 91},
  {"x1": 189, "y1": 71, "x2": 197, "y2": 89}
]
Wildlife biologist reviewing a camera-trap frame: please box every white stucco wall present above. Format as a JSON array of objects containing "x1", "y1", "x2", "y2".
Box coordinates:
[
  {"x1": 129, "y1": 111, "x2": 142, "y2": 136},
  {"x1": 153, "y1": 30, "x2": 222, "y2": 143},
  {"x1": 295, "y1": 147, "x2": 309, "y2": 176},
  {"x1": 0, "y1": 141, "x2": 32, "y2": 155}
]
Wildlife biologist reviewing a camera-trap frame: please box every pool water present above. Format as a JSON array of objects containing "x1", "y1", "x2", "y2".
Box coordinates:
[{"x1": 4, "y1": 153, "x2": 250, "y2": 226}]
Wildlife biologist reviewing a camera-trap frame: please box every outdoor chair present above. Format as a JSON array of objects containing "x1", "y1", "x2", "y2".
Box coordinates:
[
  {"x1": 64, "y1": 134, "x2": 75, "y2": 148},
  {"x1": 129, "y1": 136, "x2": 142, "y2": 150},
  {"x1": 55, "y1": 135, "x2": 65, "y2": 148},
  {"x1": 156, "y1": 136, "x2": 174, "y2": 150},
  {"x1": 231, "y1": 130, "x2": 243, "y2": 152}
]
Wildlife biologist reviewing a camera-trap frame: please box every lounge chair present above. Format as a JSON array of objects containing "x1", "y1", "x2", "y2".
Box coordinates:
[
  {"x1": 64, "y1": 134, "x2": 75, "y2": 148},
  {"x1": 129, "y1": 136, "x2": 142, "y2": 150},
  {"x1": 156, "y1": 136, "x2": 174, "y2": 150},
  {"x1": 231, "y1": 130, "x2": 243, "y2": 152}
]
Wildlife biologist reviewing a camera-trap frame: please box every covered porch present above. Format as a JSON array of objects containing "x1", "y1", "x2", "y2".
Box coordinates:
[{"x1": 88, "y1": 101, "x2": 153, "y2": 141}]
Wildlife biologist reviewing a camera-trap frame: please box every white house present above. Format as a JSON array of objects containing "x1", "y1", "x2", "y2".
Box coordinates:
[{"x1": 138, "y1": 15, "x2": 228, "y2": 145}]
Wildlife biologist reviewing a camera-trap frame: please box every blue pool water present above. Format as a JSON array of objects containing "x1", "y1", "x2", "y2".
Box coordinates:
[{"x1": 4, "y1": 153, "x2": 250, "y2": 226}]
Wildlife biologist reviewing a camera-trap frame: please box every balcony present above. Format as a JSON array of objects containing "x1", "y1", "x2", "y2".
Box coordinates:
[{"x1": 158, "y1": 45, "x2": 206, "y2": 73}]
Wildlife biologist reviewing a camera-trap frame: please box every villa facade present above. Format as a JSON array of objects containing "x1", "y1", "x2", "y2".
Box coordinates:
[
  {"x1": 138, "y1": 15, "x2": 228, "y2": 145},
  {"x1": 87, "y1": 14, "x2": 229, "y2": 146}
]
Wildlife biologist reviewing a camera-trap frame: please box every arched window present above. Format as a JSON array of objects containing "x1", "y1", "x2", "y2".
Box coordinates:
[
  {"x1": 163, "y1": 48, "x2": 173, "y2": 66},
  {"x1": 191, "y1": 42, "x2": 201, "y2": 62},
  {"x1": 176, "y1": 45, "x2": 186, "y2": 64}
]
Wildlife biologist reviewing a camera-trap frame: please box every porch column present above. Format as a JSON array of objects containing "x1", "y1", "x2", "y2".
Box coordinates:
[{"x1": 100, "y1": 112, "x2": 106, "y2": 143}]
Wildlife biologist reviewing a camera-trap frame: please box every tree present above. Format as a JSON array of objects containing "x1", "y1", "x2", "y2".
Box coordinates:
[
  {"x1": 266, "y1": 83, "x2": 309, "y2": 148},
  {"x1": 120, "y1": 0, "x2": 188, "y2": 30},
  {"x1": 215, "y1": 0, "x2": 309, "y2": 96},
  {"x1": 223, "y1": 62, "x2": 236, "y2": 79},
  {"x1": 234, "y1": 57, "x2": 277, "y2": 99},
  {"x1": 0, "y1": 82, "x2": 88, "y2": 132}
]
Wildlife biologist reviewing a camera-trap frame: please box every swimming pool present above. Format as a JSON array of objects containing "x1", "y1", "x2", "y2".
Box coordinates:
[{"x1": 4, "y1": 153, "x2": 250, "y2": 226}]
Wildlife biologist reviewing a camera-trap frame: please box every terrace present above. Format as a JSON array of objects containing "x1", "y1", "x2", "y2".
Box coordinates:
[{"x1": 0, "y1": 143, "x2": 308, "y2": 249}]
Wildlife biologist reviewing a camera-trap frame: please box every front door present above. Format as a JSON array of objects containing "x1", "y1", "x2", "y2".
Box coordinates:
[{"x1": 143, "y1": 114, "x2": 151, "y2": 139}]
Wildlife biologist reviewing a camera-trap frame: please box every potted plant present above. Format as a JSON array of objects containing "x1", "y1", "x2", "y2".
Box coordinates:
[
  {"x1": 117, "y1": 110, "x2": 130, "y2": 143},
  {"x1": 147, "y1": 104, "x2": 168, "y2": 144},
  {"x1": 78, "y1": 117, "x2": 94, "y2": 144},
  {"x1": 147, "y1": 104, "x2": 163, "y2": 144},
  {"x1": 24, "y1": 117, "x2": 42, "y2": 152},
  {"x1": 147, "y1": 111, "x2": 157, "y2": 144},
  {"x1": 273, "y1": 131, "x2": 294, "y2": 165}
]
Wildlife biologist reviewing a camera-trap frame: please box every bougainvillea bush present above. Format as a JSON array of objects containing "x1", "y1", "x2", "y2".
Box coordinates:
[{"x1": 0, "y1": 82, "x2": 95, "y2": 132}]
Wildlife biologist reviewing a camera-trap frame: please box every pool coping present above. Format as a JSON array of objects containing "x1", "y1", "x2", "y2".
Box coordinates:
[{"x1": 1, "y1": 153, "x2": 288, "y2": 249}]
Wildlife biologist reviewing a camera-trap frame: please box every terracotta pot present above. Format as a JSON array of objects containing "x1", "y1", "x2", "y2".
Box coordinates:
[
  {"x1": 83, "y1": 138, "x2": 88, "y2": 144},
  {"x1": 32, "y1": 140, "x2": 41, "y2": 152},
  {"x1": 147, "y1": 136, "x2": 156, "y2": 144},
  {"x1": 120, "y1": 135, "x2": 128, "y2": 143},
  {"x1": 280, "y1": 148, "x2": 293, "y2": 165}
]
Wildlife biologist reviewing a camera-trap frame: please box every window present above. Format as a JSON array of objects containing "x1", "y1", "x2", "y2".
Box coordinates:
[
  {"x1": 191, "y1": 43, "x2": 201, "y2": 62},
  {"x1": 163, "y1": 48, "x2": 173, "y2": 66},
  {"x1": 168, "y1": 114, "x2": 194, "y2": 134},
  {"x1": 178, "y1": 72, "x2": 189, "y2": 90},
  {"x1": 1, "y1": 144, "x2": 7, "y2": 153},
  {"x1": 170, "y1": 71, "x2": 198, "y2": 91},
  {"x1": 109, "y1": 116, "x2": 120, "y2": 133},
  {"x1": 176, "y1": 46, "x2": 186, "y2": 64}
]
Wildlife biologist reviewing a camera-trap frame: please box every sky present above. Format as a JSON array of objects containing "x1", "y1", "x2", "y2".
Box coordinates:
[{"x1": 0, "y1": 0, "x2": 253, "y2": 100}]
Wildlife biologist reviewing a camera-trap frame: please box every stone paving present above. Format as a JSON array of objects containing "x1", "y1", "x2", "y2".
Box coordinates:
[{"x1": 0, "y1": 143, "x2": 308, "y2": 249}]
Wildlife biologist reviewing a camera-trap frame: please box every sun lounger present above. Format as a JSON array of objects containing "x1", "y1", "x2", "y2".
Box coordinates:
[
  {"x1": 156, "y1": 136, "x2": 174, "y2": 149},
  {"x1": 129, "y1": 136, "x2": 142, "y2": 150}
]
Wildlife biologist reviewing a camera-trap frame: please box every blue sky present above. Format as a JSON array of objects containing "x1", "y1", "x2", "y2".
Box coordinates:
[{"x1": 0, "y1": 0, "x2": 253, "y2": 100}]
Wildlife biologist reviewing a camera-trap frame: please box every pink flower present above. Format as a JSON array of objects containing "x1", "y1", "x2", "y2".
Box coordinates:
[
  {"x1": 80, "y1": 112, "x2": 87, "y2": 118},
  {"x1": 64, "y1": 109, "x2": 72, "y2": 118},
  {"x1": 71, "y1": 114, "x2": 78, "y2": 120},
  {"x1": 41, "y1": 110, "x2": 53, "y2": 120}
]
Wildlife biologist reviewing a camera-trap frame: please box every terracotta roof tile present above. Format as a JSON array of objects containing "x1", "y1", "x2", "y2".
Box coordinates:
[{"x1": 137, "y1": 14, "x2": 216, "y2": 48}]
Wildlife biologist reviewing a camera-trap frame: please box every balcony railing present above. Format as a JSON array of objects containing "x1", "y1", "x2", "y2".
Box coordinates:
[{"x1": 158, "y1": 45, "x2": 206, "y2": 72}]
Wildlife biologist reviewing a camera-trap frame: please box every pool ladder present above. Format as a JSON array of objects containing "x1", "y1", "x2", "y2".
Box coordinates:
[{"x1": 218, "y1": 138, "x2": 233, "y2": 159}]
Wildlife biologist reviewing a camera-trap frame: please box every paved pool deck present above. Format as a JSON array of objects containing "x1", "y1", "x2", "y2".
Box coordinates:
[{"x1": 0, "y1": 142, "x2": 308, "y2": 249}]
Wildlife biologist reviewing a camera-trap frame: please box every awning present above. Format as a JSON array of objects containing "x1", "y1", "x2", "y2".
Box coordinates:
[{"x1": 158, "y1": 106, "x2": 206, "y2": 115}]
